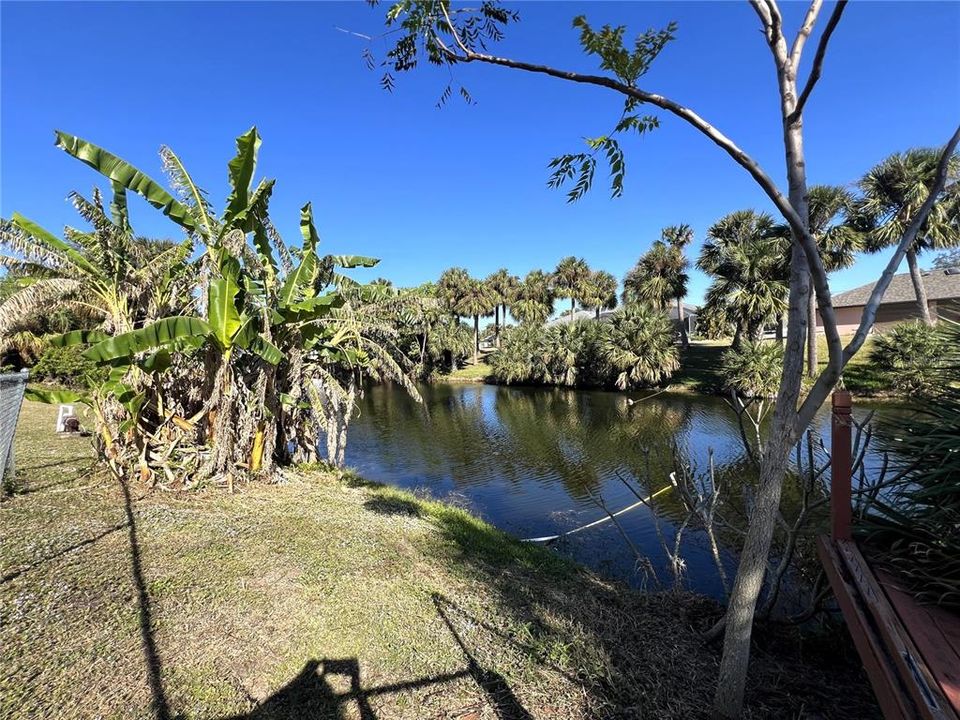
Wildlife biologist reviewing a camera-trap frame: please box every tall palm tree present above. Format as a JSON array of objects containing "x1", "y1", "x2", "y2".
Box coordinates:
[
  {"x1": 511, "y1": 269, "x2": 554, "y2": 325},
  {"x1": 486, "y1": 268, "x2": 518, "y2": 345},
  {"x1": 857, "y1": 148, "x2": 960, "y2": 325},
  {"x1": 553, "y1": 256, "x2": 590, "y2": 318},
  {"x1": 437, "y1": 267, "x2": 471, "y2": 322},
  {"x1": 459, "y1": 277, "x2": 495, "y2": 362},
  {"x1": 803, "y1": 185, "x2": 861, "y2": 375},
  {"x1": 697, "y1": 210, "x2": 789, "y2": 347},
  {"x1": 624, "y1": 225, "x2": 692, "y2": 347},
  {"x1": 578, "y1": 269, "x2": 618, "y2": 320}
]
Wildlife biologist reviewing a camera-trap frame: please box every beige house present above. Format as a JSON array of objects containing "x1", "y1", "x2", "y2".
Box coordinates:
[{"x1": 816, "y1": 268, "x2": 960, "y2": 334}]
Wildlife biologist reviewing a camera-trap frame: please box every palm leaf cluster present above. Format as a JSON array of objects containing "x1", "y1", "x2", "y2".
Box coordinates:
[
  {"x1": 5, "y1": 128, "x2": 419, "y2": 486},
  {"x1": 863, "y1": 320, "x2": 960, "y2": 609}
]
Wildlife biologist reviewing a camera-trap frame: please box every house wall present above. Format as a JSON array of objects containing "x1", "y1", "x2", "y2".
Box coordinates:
[{"x1": 816, "y1": 301, "x2": 936, "y2": 334}]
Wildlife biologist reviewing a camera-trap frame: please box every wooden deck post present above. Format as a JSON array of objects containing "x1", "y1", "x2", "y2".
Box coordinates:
[{"x1": 831, "y1": 390, "x2": 853, "y2": 541}]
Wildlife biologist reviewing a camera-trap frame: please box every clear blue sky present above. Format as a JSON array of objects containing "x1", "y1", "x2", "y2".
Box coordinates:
[{"x1": 2, "y1": 1, "x2": 958, "y2": 305}]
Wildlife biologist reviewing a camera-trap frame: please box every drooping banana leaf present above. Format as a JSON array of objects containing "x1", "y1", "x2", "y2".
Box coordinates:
[
  {"x1": 280, "y1": 293, "x2": 344, "y2": 323},
  {"x1": 208, "y1": 276, "x2": 243, "y2": 350},
  {"x1": 250, "y1": 336, "x2": 284, "y2": 365},
  {"x1": 84, "y1": 316, "x2": 212, "y2": 362},
  {"x1": 138, "y1": 348, "x2": 171, "y2": 374},
  {"x1": 109, "y1": 180, "x2": 130, "y2": 233},
  {"x1": 55, "y1": 131, "x2": 196, "y2": 232},
  {"x1": 25, "y1": 387, "x2": 89, "y2": 405},
  {"x1": 11, "y1": 213, "x2": 104, "y2": 280},
  {"x1": 46, "y1": 329, "x2": 110, "y2": 347},
  {"x1": 223, "y1": 127, "x2": 261, "y2": 227}
]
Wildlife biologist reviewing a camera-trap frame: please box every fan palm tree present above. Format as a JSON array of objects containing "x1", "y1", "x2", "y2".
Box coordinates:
[
  {"x1": 511, "y1": 269, "x2": 555, "y2": 325},
  {"x1": 624, "y1": 224, "x2": 693, "y2": 347},
  {"x1": 856, "y1": 147, "x2": 960, "y2": 325},
  {"x1": 603, "y1": 304, "x2": 680, "y2": 389},
  {"x1": 578, "y1": 269, "x2": 618, "y2": 320},
  {"x1": 459, "y1": 277, "x2": 496, "y2": 362},
  {"x1": 697, "y1": 210, "x2": 789, "y2": 347},
  {"x1": 486, "y1": 268, "x2": 519, "y2": 345},
  {"x1": 803, "y1": 185, "x2": 862, "y2": 375},
  {"x1": 437, "y1": 267, "x2": 471, "y2": 322},
  {"x1": 553, "y1": 256, "x2": 590, "y2": 318}
]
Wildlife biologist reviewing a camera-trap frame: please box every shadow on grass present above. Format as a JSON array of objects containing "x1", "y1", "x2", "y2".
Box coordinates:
[
  {"x1": 0, "y1": 521, "x2": 128, "y2": 585},
  {"x1": 362, "y1": 496, "x2": 422, "y2": 517},
  {"x1": 120, "y1": 479, "x2": 172, "y2": 720}
]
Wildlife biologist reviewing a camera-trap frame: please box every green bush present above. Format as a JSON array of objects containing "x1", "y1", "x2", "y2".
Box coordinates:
[
  {"x1": 30, "y1": 345, "x2": 105, "y2": 387},
  {"x1": 720, "y1": 340, "x2": 783, "y2": 398},
  {"x1": 868, "y1": 321, "x2": 947, "y2": 395}
]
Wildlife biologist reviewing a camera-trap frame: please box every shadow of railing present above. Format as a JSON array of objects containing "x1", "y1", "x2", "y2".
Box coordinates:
[{"x1": 120, "y1": 479, "x2": 172, "y2": 720}]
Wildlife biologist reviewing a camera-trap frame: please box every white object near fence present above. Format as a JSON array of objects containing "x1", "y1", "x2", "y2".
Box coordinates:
[
  {"x1": 56, "y1": 405, "x2": 76, "y2": 433},
  {"x1": 0, "y1": 369, "x2": 29, "y2": 486}
]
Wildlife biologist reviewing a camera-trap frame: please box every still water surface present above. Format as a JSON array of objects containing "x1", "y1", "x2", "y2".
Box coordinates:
[{"x1": 346, "y1": 382, "x2": 885, "y2": 598}]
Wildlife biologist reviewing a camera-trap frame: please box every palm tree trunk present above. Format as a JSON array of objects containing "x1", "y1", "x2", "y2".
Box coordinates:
[
  {"x1": 676, "y1": 296, "x2": 689, "y2": 348},
  {"x1": 494, "y1": 305, "x2": 500, "y2": 347},
  {"x1": 570, "y1": 297, "x2": 575, "y2": 319},
  {"x1": 595, "y1": 307, "x2": 600, "y2": 321},
  {"x1": 473, "y1": 314, "x2": 480, "y2": 364},
  {"x1": 806, "y1": 282, "x2": 817, "y2": 376},
  {"x1": 906, "y1": 248, "x2": 934, "y2": 325}
]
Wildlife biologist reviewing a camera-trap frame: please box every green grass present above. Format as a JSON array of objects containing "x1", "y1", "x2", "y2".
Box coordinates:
[
  {"x1": 671, "y1": 339, "x2": 731, "y2": 393},
  {"x1": 0, "y1": 402, "x2": 877, "y2": 719},
  {"x1": 442, "y1": 360, "x2": 492, "y2": 383}
]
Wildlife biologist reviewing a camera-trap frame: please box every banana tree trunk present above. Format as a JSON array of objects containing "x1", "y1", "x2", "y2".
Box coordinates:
[{"x1": 906, "y1": 248, "x2": 934, "y2": 325}]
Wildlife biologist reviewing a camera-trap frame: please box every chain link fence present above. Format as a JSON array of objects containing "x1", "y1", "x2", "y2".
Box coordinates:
[{"x1": 0, "y1": 370, "x2": 29, "y2": 489}]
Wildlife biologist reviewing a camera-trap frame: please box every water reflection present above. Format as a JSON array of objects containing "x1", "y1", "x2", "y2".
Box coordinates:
[{"x1": 346, "y1": 382, "x2": 880, "y2": 598}]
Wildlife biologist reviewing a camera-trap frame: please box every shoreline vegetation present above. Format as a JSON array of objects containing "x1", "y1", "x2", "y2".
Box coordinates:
[
  {"x1": 441, "y1": 334, "x2": 892, "y2": 397},
  {"x1": 1, "y1": 401, "x2": 879, "y2": 719}
]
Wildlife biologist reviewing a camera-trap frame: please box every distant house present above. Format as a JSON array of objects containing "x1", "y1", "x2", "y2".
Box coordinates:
[
  {"x1": 816, "y1": 268, "x2": 960, "y2": 333},
  {"x1": 547, "y1": 303, "x2": 699, "y2": 336}
]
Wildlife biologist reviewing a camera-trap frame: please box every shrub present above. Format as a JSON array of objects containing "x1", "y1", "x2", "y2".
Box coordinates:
[
  {"x1": 602, "y1": 304, "x2": 679, "y2": 389},
  {"x1": 490, "y1": 324, "x2": 547, "y2": 385},
  {"x1": 720, "y1": 340, "x2": 783, "y2": 398},
  {"x1": 30, "y1": 345, "x2": 105, "y2": 387},
  {"x1": 868, "y1": 321, "x2": 947, "y2": 395}
]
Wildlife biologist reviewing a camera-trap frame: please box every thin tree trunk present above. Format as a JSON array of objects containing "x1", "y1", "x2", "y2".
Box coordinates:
[
  {"x1": 570, "y1": 297, "x2": 575, "y2": 319},
  {"x1": 906, "y1": 248, "x2": 934, "y2": 325},
  {"x1": 775, "y1": 314, "x2": 784, "y2": 343},
  {"x1": 494, "y1": 305, "x2": 500, "y2": 346},
  {"x1": 806, "y1": 278, "x2": 817, "y2": 375},
  {"x1": 714, "y1": 99, "x2": 811, "y2": 718},
  {"x1": 677, "y1": 296, "x2": 689, "y2": 348},
  {"x1": 473, "y1": 314, "x2": 479, "y2": 363},
  {"x1": 595, "y1": 307, "x2": 600, "y2": 321}
]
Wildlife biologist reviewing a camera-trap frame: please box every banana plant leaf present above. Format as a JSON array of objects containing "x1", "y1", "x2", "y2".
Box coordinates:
[
  {"x1": 84, "y1": 316, "x2": 212, "y2": 362},
  {"x1": 208, "y1": 276, "x2": 243, "y2": 350},
  {"x1": 223, "y1": 127, "x2": 261, "y2": 227},
  {"x1": 12, "y1": 213, "x2": 104, "y2": 280},
  {"x1": 25, "y1": 388, "x2": 89, "y2": 405},
  {"x1": 46, "y1": 329, "x2": 110, "y2": 347},
  {"x1": 55, "y1": 131, "x2": 196, "y2": 232},
  {"x1": 328, "y1": 254, "x2": 379, "y2": 268}
]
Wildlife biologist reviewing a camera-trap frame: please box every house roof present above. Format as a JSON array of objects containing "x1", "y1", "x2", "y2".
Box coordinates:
[
  {"x1": 831, "y1": 268, "x2": 960, "y2": 308},
  {"x1": 546, "y1": 303, "x2": 700, "y2": 326}
]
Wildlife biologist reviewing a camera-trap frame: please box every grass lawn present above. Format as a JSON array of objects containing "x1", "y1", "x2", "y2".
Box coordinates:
[
  {"x1": 1, "y1": 401, "x2": 877, "y2": 719},
  {"x1": 442, "y1": 360, "x2": 492, "y2": 383},
  {"x1": 672, "y1": 339, "x2": 732, "y2": 393}
]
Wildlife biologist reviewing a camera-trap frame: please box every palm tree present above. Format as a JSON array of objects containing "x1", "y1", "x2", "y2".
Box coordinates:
[
  {"x1": 511, "y1": 269, "x2": 555, "y2": 325},
  {"x1": 857, "y1": 147, "x2": 960, "y2": 325},
  {"x1": 697, "y1": 210, "x2": 789, "y2": 347},
  {"x1": 553, "y1": 256, "x2": 590, "y2": 318},
  {"x1": 459, "y1": 277, "x2": 495, "y2": 362},
  {"x1": 578, "y1": 269, "x2": 618, "y2": 320},
  {"x1": 486, "y1": 268, "x2": 519, "y2": 345},
  {"x1": 602, "y1": 304, "x2": 680, "y2": 389},
  {"x1": 437, "y1": 267, "x2": 471, "y2": 322},
  {"x1": 623, "y1": 224, "x2": 692, "y2": 347},
  {"x1": 803, "y1": 185, "x2": 861, "y2": 375}
]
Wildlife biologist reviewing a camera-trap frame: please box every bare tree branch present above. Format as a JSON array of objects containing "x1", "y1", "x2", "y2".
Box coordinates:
[
  {"x1": 789, "y1": 0, "x2": 824, "y2": 71},
  {"x1": 790, "y1": 1, "x2": 848, "y2": 122}
]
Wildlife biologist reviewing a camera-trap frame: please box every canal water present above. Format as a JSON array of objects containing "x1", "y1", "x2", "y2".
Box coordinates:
[{"x1": 345, "y1": 382, "x2": 890, "y2": 599}]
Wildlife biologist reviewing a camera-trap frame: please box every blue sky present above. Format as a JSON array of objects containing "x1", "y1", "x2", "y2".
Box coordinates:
[{"x1": 2, "y1": 1, "x2": 958, "y2": 305}]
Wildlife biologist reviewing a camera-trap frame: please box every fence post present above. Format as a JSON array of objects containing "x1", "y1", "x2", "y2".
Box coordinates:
[{"x1": 831, "y1": 389, "x2": 853, "y2": 541}]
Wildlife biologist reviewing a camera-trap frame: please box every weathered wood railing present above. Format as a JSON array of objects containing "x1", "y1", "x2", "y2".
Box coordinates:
[{"x1": 817, "y1": 391, "x2": 959, "y2": 720}]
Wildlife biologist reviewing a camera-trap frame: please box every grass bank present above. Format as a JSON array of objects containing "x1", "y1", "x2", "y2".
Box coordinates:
[{"x1": 1, "y1": 402, "x2": 876, "y2": 718}]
